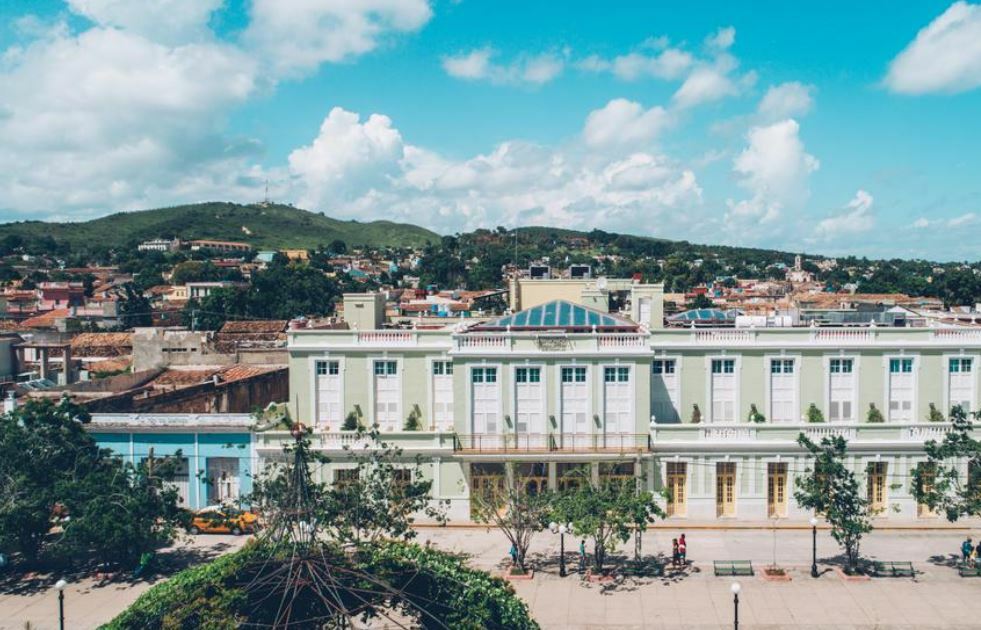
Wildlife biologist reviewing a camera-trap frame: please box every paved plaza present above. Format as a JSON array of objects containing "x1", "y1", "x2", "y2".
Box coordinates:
[{"x1": 4, "y1": 527, "x2": 981, "y2": 628}]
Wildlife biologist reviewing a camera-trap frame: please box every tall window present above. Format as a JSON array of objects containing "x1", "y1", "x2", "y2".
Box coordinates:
[
  {"x1": 949, "y1": 358, "x2": 974, "y2": 414},
  {"x1": 716, "y1": 462, "x2": 736, "y2": 517},
  {"x1": 373, "y1": 360, "x2": 400, "y2": 430},
  {"x1": 888, "y1": 358, "x2": 915, "y2": 422},
  {"x1": 651, "y1": 359, "x2": 680, "y2": 422},
  {"x1": 767, "y1": 463, "x2": 788, "y2": 518},
  {"x1": 710, "y1": 359, "x2": 737, "y2": 422},
  {"x1": 514, "y1": 367, "x2": 545, "y2": 434},
  {"x1": 768, "y1": 359, "x2": 796, "y2": 422},
  {"x1": 560, "y1": 366, "x2": 589, "y2": 443},
  {"x1": 471, "y1": 367, "x2": 500, "y2": 434},
  {"x1": 828, "y1": 358, "x2": 855, "y2": 422},
  {"x1": 432, "y1": 361, "x2": 454, "y2": 430},
  {"x1": 315, "y1": 360, "x2": 342, "y2": 426},
  {"x1": 603, "y1": 366, "x2": 632, "y2": 434}
]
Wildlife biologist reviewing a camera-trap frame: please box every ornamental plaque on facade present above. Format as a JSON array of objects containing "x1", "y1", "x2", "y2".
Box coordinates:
[{"x1": 535, "y1": 336, "x2": 569, "y2": 351}]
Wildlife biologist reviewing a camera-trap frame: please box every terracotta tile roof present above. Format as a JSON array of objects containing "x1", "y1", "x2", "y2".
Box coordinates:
[
  {"x1": 20, "y1": 309, "x2": 70, "y2": 329},
  {"x1": 151, "y1": 365, "x2": 279, "y2": 388},
  {"x1": 70, "y1": 332, "x2": 133, "y2": 356},
  {"x1": 219, "y1": 320, "x2": 288, "y2": 334},
  {"x1": 87, "y1": 357, "x2": 131, "y2": 373}
]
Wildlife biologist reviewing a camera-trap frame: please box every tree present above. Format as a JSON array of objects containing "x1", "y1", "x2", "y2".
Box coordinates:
[
  {"x1": 794, "y1": 434, "x2": 873, "y2": 573},
  {"x1": 686, "y1": 293, "x2": 714, "y2": 310},
  {"x1": 549, "y1": 478, "x2": 662, "y2": 571},
  {"x1": 118, "y1": 282, "x2": 153, "y2": 328},
  {"x1": 0, "y1": 398, "x2": 185, "y2": 567},
  {"x1": 911, "y1": 406, "x2": 981, "y2": 521},
  {"x1": 471, "y1": 468, "x2": 552, "y2": 573}
]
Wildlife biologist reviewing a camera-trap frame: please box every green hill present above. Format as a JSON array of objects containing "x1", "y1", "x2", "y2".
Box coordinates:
[{"x1": 0, "y1": 202, "x2": 438, "y2": 250}]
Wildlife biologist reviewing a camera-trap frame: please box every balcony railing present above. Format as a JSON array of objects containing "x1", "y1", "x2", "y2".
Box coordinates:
[
  {"x1": 453, "y1": 432, "x2": 651, "y2": 454},
  {"x1": 651, "y1": 422, "x2": 965, "y2": 446}
]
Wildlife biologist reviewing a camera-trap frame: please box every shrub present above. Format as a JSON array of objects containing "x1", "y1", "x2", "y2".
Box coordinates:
[
  {"x1": 342, "y1": 411, "x2": 360, "y2": 431},
  {"x1": 867, "y1": 403, "x2": 884, "y2": 423},
  {"x1": 928, "y1": 403, "x2": 945, "y2": 423},
  {"x1": 806, "y1": 403, "x2": 824, "y2": 423},
  {"x1": 747, "y1": 404, "x2": 766, "y2": 424}
]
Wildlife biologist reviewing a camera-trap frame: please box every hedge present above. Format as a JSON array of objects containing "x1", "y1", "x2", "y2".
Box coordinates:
[{"x1": 102, "y1": 540, "x2": 538, "y2": 630}]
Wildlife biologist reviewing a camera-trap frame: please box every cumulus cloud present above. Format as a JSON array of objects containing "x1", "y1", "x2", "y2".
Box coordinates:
[
  {"x1": 815, "y1": 190, "x2": 875, "y2": 238},
  {"x1": 66, "y1": 0, "x2": 223, "y2": 44},
  {"x1": 579, "y1": 48, "x2": 693, "y2": 81},
  {"x1": 582, "y1": 99, "x2": 672, "y2": 148},
  {"x1": 442, "y1": 48, "x2": 565, "y2": 85},
  {"x1": 285, "y1": 106, "x2": 702, "y2": 234},
  {"x1": 884, "y1": 1, "x2": 981, "y2": 94},
  {"x1": 245, "y1": 0, "x2": 433, "y2": 78},
  {"x1": 704, "y1": 26, "x2": 736, "y2": 51},
  {"x1": 726, "y1": 119, "x2": 819, "y2": 225},
  {"x1": 757, "y1": 82, "x2": 814, "y2": 121},
  {"x1": 0, "y1": 26, "x2": 259, "y2": 216}
]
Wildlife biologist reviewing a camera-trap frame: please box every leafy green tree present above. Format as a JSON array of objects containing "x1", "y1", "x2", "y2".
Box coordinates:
[
  {"x1": 549, "y1": 479, "x2": 662, "y2": 571},
  {"x1": 911, "y1": 406, "x2": 981, "y2": 521},
  {"x1": 794, "y1": 434, "x2": 873, "y2": 574},
  {"x1": 118, "y1": 282, "x2": 153, "y2": 328},
  {"x1": 471, "y1": 468, "x2": 553, "y2": 573}
]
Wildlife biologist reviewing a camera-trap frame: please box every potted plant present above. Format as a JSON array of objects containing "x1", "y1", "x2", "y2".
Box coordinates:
[
  {"x1": 866, "y1": 403, "x2": 884, "y2": 423},
  {"x1": 691, "y1": 404, "x2": 702, "y2": 424},
  {"x1": 927, "y1": 403, "x2": 945, "y2": 423},
  {"x1": 806, "y1": 403, "x2": 824, "y2": 423},
  {"x1": 403, "y1": 407, "x2": 422, "y2": 431},
  {"x1": 748, "y1": 404, "x2": 766, "y2": 424}
]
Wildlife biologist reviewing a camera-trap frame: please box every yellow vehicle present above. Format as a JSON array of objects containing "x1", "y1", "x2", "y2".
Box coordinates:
[{"x1": 188, "y1": 505, "x2": 259, "y2": 535}]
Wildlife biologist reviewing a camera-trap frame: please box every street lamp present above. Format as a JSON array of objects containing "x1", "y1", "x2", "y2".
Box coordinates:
[
  {"x1": 54, "y1": 578, "x2": 67, "y2": 630},
  {"x1": 809, "y1": 516, "x2": 819, "y2": 578},
  {"x1": 730, "y1": 581, "x2": 741, "y2": 630},
  {"x1": 549, "y1": 521, "x2": 570, "y2": 577}
]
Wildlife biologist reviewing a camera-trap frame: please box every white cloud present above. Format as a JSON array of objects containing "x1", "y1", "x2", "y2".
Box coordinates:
[
  {"x1": 288, "y1": 107, "x2": 404, "y2": 207},
  {"x1": 757, "y1": 82, "x2": 814, "y2": 121},
  {"x1": 582, "y1": 99, "x2": 672, "y2": 148},
  {"x1": 726, "y1": 119, "x2": 819, "y2": 225},
  {"x1": 285, "y1": 106, "x2": 703, "y2": 234},
  {"x1": 915, "y1": 212, "x2": 979, "y2": 228},
  {"x1": 672, "y1": 66, "x2": 738, "y2": 108},
  {"x1": 815, "y1": 189, "x2": 875, "y2": 238},
  {"x1": 442, "y1": 48, "x2": 565, "y2": 85},
  {"x1": 606, "y1": 48, "x2": 693, "y2": 81},
  {"x1": 441, "y1": 48, "x2": 492, "y2": 79},
  {"x1": 66, "y1": 0, "x2": 223, "y2": 44},
  {"x1": 884, "y1": 1, "x2": 981, "y2": 94},
  {"x1": 704, "y1": 26, "x2": 736, "y2": 51},
  {"x1": 0, "y1": 26, "x2": 259, "y2": 216},
  {"x1": 245, "y1": 0, "x2": 433, "y2": 78}
]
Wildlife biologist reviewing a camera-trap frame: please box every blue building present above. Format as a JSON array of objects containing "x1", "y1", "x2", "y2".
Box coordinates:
[{"x1": 89, "y1": 414, "x2": 255, "y2": 510}]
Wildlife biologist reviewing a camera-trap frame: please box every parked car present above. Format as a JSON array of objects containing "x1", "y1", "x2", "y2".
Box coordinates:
[{"x1": 188, "y1": 505, "x2": 258, "y2": 535}]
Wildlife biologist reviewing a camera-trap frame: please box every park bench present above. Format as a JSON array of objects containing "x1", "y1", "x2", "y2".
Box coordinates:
[
  {"x1": 714, "y1": 560, "x2": 753, "y2": 576},
  {"x1": 958, "y1": 563, "x2": 981, "y2": 577},
  {"x1": 871, "y1": 561, "x2": 914, "y2": 577}
]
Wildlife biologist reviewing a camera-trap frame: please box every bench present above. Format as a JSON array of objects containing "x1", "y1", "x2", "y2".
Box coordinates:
[
  {"x1": 958, "y1": 564, "x2": 981, "y2": 578},
  {"x1": 714, "y1": 560, "x2": 753, "y2": 576},
  {"x1": 871, "y1": 561, "x2": 914, "y2": 577},
  {"x1": 623, "y1": 559, "x2": 665, "y2": 577}
]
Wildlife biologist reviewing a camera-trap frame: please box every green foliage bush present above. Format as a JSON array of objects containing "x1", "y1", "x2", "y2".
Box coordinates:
[
  {"x1": 103, "y1": 541, "x2": 538, "y2": 630},
  {"x1": 867, "y1": 403, "x2": 885, "y2": 423},
  {"x1": 806, "y1": 403, "x2": 825, "y2": 423}
]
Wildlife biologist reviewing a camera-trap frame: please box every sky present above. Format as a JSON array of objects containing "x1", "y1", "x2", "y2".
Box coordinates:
[{"x1": 1, "y1": 1, "x2": 980, "y2": 261}]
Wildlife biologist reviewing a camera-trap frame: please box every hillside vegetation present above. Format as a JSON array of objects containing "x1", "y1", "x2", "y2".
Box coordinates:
[{"x1": 0, "y1": 202, "x2": 438, "y2": 250}]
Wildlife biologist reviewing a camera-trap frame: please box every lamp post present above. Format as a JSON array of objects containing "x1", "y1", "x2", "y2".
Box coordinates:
[
  {"x1": 809, "y1": 516, "x2": 819, "y2": 578},
  {"x1": 54, "y1": 579, "x2": 67, "y2": 630},
  {"x1": 730, "y1": 581, "x2": 741, "y2": 630},
  {"x1": 549, "y1": 521, "x2": 570, "y2": 577}
]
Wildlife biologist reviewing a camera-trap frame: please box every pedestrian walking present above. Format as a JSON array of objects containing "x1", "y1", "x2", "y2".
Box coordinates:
[
  {"x1": 962, "y1": 537, "x2": 973, "y2": 563},
  {"x1": 678, "y1": 533, "x2": 687, "y2": 566},
  {"x1": 578, "y1": 539, "x2": 587, "y2": 573},
  {"x1": 509, "y1": 543, "x2": 518, "y2": 566},
  {"x1": 671, "y1": 538, "x2": 680, "y2": 567}
]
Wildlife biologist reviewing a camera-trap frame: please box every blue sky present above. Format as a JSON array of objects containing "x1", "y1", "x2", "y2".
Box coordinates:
[{"x1": 1, "y1": 1, "x2": 980, "y2": 260}]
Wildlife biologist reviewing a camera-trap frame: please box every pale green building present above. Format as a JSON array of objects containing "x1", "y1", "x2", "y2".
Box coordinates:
[{"x1": 267, "y1": 287, "x2": 981, "y2": 523}]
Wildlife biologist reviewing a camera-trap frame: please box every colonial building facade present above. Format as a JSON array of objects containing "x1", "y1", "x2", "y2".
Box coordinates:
[{"x1": 274, "y1": 291, "x2": 981, "y2": 523}]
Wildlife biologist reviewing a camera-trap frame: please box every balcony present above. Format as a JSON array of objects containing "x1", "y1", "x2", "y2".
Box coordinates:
[
  {"x1": 652, "y1": 326, "x2": 981, "y2": 349},
  {"x1": 254, "y1": 430, "x2": 454, "y2": 454},
  {"x1": 452, "y1": 332, "x2": 650, "y2": 355},
  {"x1": 650, "y1": 422, "x2": 965, "y2": 451},
  {"x1": 453, "y1": 432, "x2": 651, "y2": 454}
]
